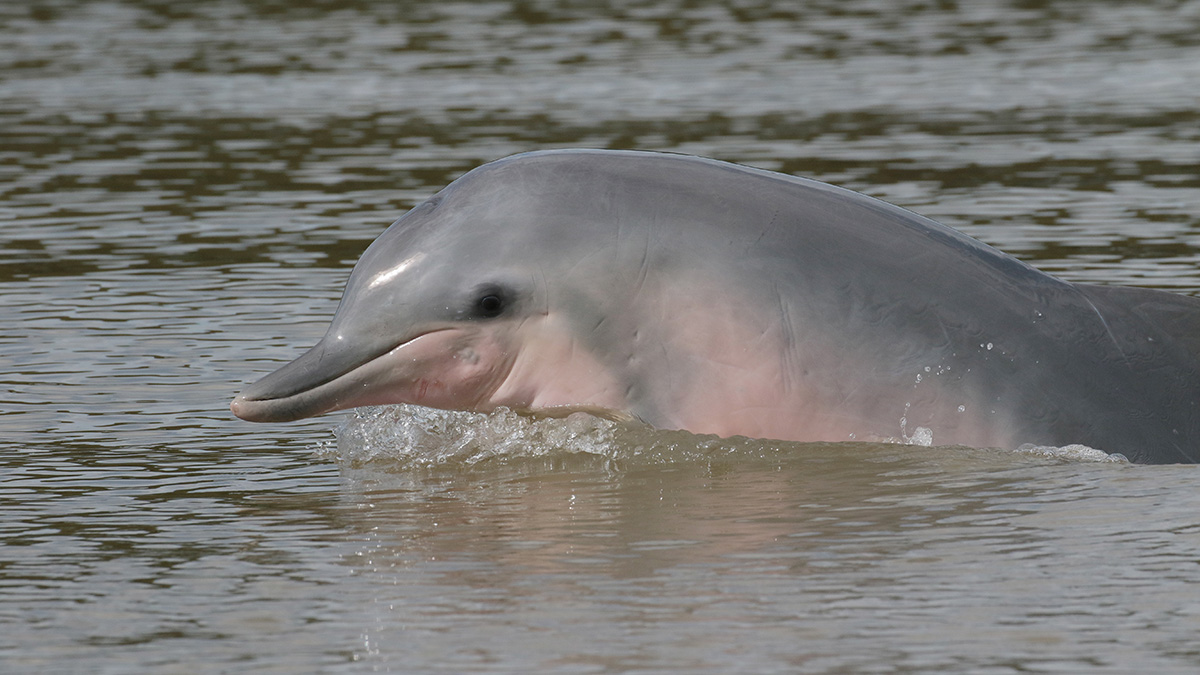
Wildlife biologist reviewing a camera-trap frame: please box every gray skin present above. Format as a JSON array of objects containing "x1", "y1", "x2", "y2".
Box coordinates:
[{"x1": 231, "y1": 149, "x2": 1200, "y2": 464}]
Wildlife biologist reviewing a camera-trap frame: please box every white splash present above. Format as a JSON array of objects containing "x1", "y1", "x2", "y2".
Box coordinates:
[
  {"x1": 906, "y1": 426, "x2": 934, "y2": 446},
  {"x1": 1015, "y1": 443, "x2": 1128, "y2": 463},
  {"x1": 308, "y1": 405, "x2": 1131, "y2": 472},
  {"x1": 317, "y1": 404, "x2": 627, "y2": 468}
]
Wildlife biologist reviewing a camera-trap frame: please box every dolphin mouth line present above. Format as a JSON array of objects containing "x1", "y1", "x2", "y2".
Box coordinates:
[
  {"x1": 231, "y1": 328, "x2": 464, "y2": 423},
  {"x1": 238, "y1": 344, "x2": 398, "y2": 404},
  {"x1": 238, "y1": 328, "x2": 453, "y2": 403}
]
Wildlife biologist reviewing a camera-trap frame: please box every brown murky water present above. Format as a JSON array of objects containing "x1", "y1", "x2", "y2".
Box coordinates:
[{"x1": 3, "y1": 1, "x2": 1200, "y2": 672}]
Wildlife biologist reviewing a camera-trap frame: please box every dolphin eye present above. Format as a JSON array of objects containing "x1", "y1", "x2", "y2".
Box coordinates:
[
  {"x1": 473, "y1": 287, "x2": 507, "y2": 318},
  {"x1": 479, "y1": 294, "x2": 503, "y2": 315}
]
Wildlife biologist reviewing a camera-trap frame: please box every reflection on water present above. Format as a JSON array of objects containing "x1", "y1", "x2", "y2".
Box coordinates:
[
  {"x1": 3, "y1": 0, "x2": 1200, "y2": 671},
  {"x1": 326, "y1": 441, "x2": 1200, "y2": 673}
]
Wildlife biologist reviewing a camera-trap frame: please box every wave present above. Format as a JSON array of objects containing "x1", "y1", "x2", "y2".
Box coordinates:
[{"x1": 311, "y1": 405, "x2": 1127, "y2": 474}]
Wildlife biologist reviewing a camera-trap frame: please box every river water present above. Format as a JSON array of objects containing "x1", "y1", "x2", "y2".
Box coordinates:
[{"x1": 3, "y1": 1, "x2": 1200, "y2": 672}]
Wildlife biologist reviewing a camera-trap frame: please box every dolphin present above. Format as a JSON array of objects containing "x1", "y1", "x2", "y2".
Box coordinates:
[{"x1": 231, "y1": 149, "x2": 1200, "y2": 463}]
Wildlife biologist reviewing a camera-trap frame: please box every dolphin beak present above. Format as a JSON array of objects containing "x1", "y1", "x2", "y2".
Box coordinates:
[
  {"x1": 231, "y1": 327, "x2": 479, "y2": 423},
  {"x1": 230, "y1": 338, "x2": 376, "y2": 422}
]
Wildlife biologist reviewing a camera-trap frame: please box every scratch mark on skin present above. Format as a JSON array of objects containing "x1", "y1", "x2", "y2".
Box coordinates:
[
  {"x1": 935, "y1": 312, "x2": 953, "y2": 352},
  {"x1": 773, "y1": 284, "x2": 796, "y2": 395},
  {"x1": 634, "y1": 230, "x2": 652, "y2": 300},
  {"x1": 750, "y1": 207, "x2": 781, "y2": 249},
  {"x1": 1084, "y1": 295, "x2": 1130, "y2": 365}
]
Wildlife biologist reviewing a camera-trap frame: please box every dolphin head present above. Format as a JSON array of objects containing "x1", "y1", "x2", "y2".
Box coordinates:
[
  {"x1": 230, "y1": 152, "x2": 640, "y2": 423},
  {"x1": 233, "y1": 150, "x2": 820, "y2": 439}
]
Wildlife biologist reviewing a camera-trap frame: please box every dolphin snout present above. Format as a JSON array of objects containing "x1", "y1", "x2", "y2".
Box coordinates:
[{"x1": 229, "y1": 392, "x2": 311, "y2": 423}]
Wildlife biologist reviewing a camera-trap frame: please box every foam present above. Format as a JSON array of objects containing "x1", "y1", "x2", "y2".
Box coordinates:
[
  {"x1": 311, "y1": 405, "x2": 1131, "y2": 472},
  {"x1": 1014, "y1": 443, "x2": 1129, "y2": 463},
  {"x1": 315, "y1": 405, "x2": 629, "y2": 469}
]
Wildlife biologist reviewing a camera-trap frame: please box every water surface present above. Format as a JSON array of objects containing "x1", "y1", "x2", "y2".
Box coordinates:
[{"x1": 3, "y1": 1, "x2": 1200, "y2": 672}]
